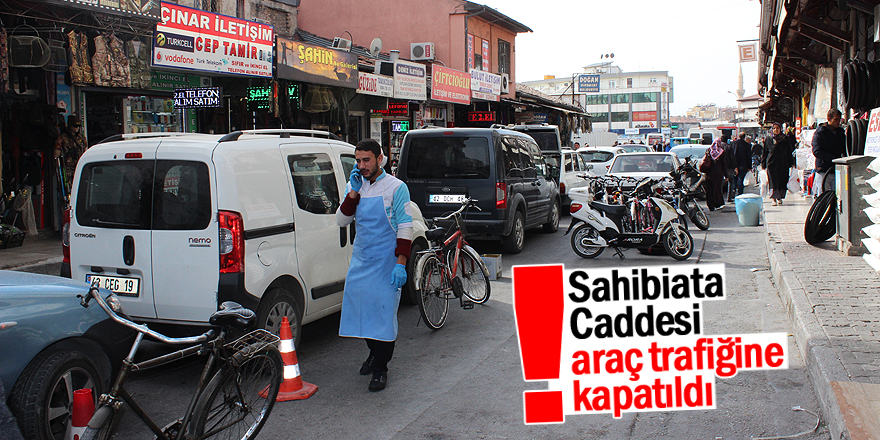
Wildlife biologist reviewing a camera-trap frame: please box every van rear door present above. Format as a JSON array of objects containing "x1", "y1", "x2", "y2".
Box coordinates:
[
  {"x1": 71, "y1": 141, "x2": 158, "y2": 319},
  {"x1": 151, "y1": 142, "x2": 217, "y2": 322}
]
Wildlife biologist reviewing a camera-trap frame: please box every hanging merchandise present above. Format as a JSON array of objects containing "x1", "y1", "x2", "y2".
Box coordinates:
[
  {"x1": 0, "y1": 27, "x2": 8, "y2": 93},
  {"x1": 8, "y1": 25, "x2": 50, "y2": 68},
  {"x1": 67, "y1": 30, "x2": 93, "y2": 84},
  {"x1": 91, "y1": 34, "x2": 111, "y2": 86},
  {"x1": 43, "y1": 39, "x2": 67, "y2": 72},
  {"x1": 107, "y1": 34, "x2": 129, "y2": 88},
  {"x1": 126, "y1": 38, "x2": 150, "y2": 89}
]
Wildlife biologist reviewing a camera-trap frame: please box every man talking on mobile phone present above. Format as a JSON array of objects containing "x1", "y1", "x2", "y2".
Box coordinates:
[{"x1": 335, "y1": 139, "x2": 413, "y2": 392}]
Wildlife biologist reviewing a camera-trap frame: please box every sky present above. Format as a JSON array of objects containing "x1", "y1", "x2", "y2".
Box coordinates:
[{"x1": 476, "y1": 0, "x2": 762, "y2": 116}]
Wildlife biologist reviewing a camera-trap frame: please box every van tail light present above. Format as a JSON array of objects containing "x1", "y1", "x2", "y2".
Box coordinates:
[
  {"x1": 570, "y1": 203, "x2": 582, "y2": 214},
  {"x1": 61, "y1": 208, "x2": 71, "y2": 263},
  {"x1": 495, "y1": 182, "x2": 507, "y2": 209},
  {"x1": 560, "y1": 182, "x2": 566, "y2": 195},
  {"x1": 218, "y1": 211, "x2": 244, "y2": 273}
]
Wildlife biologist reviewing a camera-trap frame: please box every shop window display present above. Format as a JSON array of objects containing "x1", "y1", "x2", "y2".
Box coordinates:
[{"x1": 125, "y1": 96, "x2": 180, "y2": 133}]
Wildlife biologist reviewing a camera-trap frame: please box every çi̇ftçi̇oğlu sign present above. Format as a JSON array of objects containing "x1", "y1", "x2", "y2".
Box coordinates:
[{"x1": 153, "y1": 2, "x2": 273, "y2": 78}]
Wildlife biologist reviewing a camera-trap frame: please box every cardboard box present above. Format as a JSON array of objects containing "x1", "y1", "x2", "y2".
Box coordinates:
[{"x1": 481, "y1": 254, "x2": 502, "y2": 280}]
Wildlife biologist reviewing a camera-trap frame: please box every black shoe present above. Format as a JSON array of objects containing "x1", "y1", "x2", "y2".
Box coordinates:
[
  {"x1": 369, "y1": 370, "x2": 387, "y2": 392},
  {"x1": 360, "y1": 356, "x2": 377, "y2": 375}
]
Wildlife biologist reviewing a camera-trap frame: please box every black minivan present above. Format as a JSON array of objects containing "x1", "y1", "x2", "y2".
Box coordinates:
[{"x1": 397, "y1": 128, "x2": 560, "y2": 253}]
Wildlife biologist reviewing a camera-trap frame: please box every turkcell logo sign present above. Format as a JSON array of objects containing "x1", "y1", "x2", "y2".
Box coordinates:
[
  {"x1": 155, "y1": 31, "x2": 195, "y2": 53},
  {"x1": 577, "y1": 74, "x2": 600, "y2": 93}
]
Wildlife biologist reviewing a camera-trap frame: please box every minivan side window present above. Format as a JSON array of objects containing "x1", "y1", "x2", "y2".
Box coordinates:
[
  {"x1": 524, "y1": 139, "x2": 549, "y2": 178},
  {"x1": 76, "y1": 161, "x2": 154, "y2": 230},
  {"x1": 288, "y1": 153, "x2": 340, "y2": 215},
  {"x1": 154, "y1": 161, "x2": 211, "y2": 230},
  {"x1": 500, "y1": 136, "x2": 521, "y2": 177},
  {"x1": 340, "y1": 155, "x2": 356, "y2": 178}
]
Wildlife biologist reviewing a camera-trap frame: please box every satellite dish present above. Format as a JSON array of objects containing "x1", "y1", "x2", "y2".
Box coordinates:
[{"x1": 369, "y1": 37, "x2": 382, "y2": 58}]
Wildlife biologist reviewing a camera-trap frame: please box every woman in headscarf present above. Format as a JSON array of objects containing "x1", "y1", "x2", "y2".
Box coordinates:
[
  {"x1": 702, "y1": 136, "x2": 727, "y2": 211},
  {"x1": 762, "y1": 122, "x2": 795, "y2": 205}
]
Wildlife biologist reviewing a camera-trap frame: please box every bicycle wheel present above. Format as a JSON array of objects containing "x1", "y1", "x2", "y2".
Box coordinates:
[
  {"x1": 458, "y1": 248, "x2": 491, "y2": 304},
  {"x1": 418, "y1": 255, "x2": 449, "y2": 330},
  {"x1": 190, "y1": 348, "x2": 283, "y2": 440},
  {"x1": 81, "y1": 405, "x2": 119, "y2": 440}
]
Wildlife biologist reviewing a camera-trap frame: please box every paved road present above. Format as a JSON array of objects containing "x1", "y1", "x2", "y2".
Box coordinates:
[{"x1": 32, "y1": 205, "x2": 831, "y2": 439}]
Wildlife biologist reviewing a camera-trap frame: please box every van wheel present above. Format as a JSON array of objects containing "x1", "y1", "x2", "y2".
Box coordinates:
[
  {"x1": 401, "y1": 240, "x2": 425, "y2": 305},
  {"x1": 503, "y1": 211, "x2": 525, "y2": 254},
  {"x1": 543, "y1": 201, "x2": 560, "y2": 233},
  {"x1": 257, "y1": 288, "x2": 302, "y2": 348}
]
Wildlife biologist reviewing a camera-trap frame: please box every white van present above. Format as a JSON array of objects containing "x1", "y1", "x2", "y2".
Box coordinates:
[{"x1": 62, "y1": 130, "x2": 426, "y2": 345}]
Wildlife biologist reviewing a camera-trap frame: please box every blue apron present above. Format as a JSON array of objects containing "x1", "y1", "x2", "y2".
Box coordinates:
[{"x1": 338, "y1": 195, "x2": 400, "y2": 341}]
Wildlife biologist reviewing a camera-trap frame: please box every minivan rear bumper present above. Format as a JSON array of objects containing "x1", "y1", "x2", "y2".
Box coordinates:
[
  {"x1": 218, "y1": 273, "x2": 261, "y2": 313},
  {"x1": 460, "y1": 218, "x2": 509, "y2": 238}
]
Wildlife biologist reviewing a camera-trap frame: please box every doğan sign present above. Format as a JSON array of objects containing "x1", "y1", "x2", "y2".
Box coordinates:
[{"x1": 174, "y1": 87, "x2": 222, "y2": 108}]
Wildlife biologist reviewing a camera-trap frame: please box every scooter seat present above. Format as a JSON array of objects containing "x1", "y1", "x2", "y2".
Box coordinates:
[{"x1": 589, "y1": 201, "x2": 627, "y2": 216}]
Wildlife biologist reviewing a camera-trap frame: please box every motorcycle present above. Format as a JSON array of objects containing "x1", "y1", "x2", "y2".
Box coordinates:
[
  {"x1": 565, "y1": 175, "x2": 694, "y2": 260},
  {"x1": 667, "y1": 162, "x2": 710, "y2": 230}
]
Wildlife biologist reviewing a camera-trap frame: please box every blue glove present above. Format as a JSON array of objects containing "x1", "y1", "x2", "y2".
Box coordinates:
[
  {"x1": 391, "y1": 264, "x2": 407, "y2": 290},
  {"x1": 349, "y1": 167, "x2": 363, "y2": 192}
]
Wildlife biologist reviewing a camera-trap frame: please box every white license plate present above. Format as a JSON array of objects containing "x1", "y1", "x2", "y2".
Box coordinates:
[
  {"x1": 86, "y1": 274, "x2": 140, "y2": 296},
  {"x1": 429, "y1": 194, "x2": 466, "y2": 204}
]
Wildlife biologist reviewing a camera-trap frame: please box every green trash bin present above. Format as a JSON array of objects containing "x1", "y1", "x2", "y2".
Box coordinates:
[{"x1": 734, "y1": 194, "x2": 763, "y2": 226}]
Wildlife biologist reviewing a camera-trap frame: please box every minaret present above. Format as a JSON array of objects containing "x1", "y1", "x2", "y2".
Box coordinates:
[{"x1": 735, "y1": 65, "x2": 745, "y2": 108}]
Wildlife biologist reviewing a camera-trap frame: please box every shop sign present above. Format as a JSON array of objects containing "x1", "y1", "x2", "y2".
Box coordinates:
[
  {"x1": 373, "y1": 101, "x2": 409, "y2": 117},
  {"x1": 246, "y1": 84, "x2": 299, "y2": 111},
  {"x1": 150, "y1": 71, "x2": 204, "y2": 92},
  {"x1": 391, "y1": 120, "x2": 410, "y2": 132},
  {"x1": 357, "y1": 71, "x2": 393, "y2": 97},
  {"x1": 633, "y1": 111, "x2": 657, "y2": 122},
  {"x1": 471, "y1": 69, "x2": 501, "y2": 102},
  {"x1": 393, "y1": 60, "x2": 426, "y2": 100},
  {"x1": 277, "y1": 38, "x2": 358, "y2": 88},
  {"x1": 173, "y1": 87, "x2": 221, "y2": 108},
  {"x1": 47, "y1": 0, "x2": 160, "y2": 20},
  {"x1": 153, "y1": 2, "x2": 273, "y2": 78},
  {"x1": 468, "y1": 111, "x2": 495, "y2": 123},
  {"x1": 624, "y1": 128, "x2": 640, "y2": 135},
  {"x1": 863, "y1": 108, "x2": 880, "y2": 157},
  {"x1": 431, "y1": 65, "x2": 470, "y2": 105},
  {"x1": 577, "y1": 74, "x2": 600, "y2": 93}
]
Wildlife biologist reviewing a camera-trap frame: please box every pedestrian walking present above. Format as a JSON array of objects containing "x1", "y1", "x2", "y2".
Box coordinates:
[
  {"x1": 732, "y1": 132, "x2": 752, "y2": 196},
  {"x1": 811, "y1": 108, "x2": 845, "y2": 196},
  {"x1": 762, "y1": 122, "x2": 795, "y2": 206},
  {"x1": 701, "y1": 137, "x2": 726, "y2": 211},
  {"x1": 721, "y1": 136, "x2": 737, "y2": 202},
  {"x1": 335, "y1": 139, "x2": 413, "y2": 392}
]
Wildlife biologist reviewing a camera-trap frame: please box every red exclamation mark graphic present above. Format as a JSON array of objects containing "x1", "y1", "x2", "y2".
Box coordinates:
[{"x1": 512, "y1": 264, "x2": 565, "y2": 424}]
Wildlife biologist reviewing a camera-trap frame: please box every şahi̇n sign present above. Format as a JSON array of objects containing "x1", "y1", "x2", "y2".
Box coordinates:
[
  {"x1": 277, "y1": 38, "x2": 358, "y2": 88},
  {"x1": 154, "y1": 2, "x2": 273, "y2": 77}
]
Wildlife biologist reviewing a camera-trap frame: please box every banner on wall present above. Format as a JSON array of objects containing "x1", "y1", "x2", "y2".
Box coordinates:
[
  {"x1": 432, "y1": 65, "x2": 471, "y2": 105},
  {"x1": 277, "y1": 38, "x2": 358, "y2": 88},
  {"x1": 153, "y1": 2, "x2": 273, "y2": 77},
  {"x1": 467, "y1": 34, "x2": 475, "y2": 72},
  {"x1": 482, "y1": 39, "x2": 490, "y2": 71},
  {"x1": 357, "y1": 71, "x2": 394, "y2": 97},
  {"x1": 471, "y1": 69, "x2": 501, "y2": 102},
  {"x1": 393, "y1": 60, "x2": 426, "y2": 100}
]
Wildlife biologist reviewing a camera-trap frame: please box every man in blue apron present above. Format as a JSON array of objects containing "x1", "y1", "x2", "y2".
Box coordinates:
[{"x1": 336, "y1": 139, "x2": 412, "y2": 392}]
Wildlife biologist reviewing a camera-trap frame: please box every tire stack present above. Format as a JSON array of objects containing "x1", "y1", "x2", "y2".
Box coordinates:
[
  {"x1": 841, "y1": 60, "x2": 877, "y2": 156},
  {"x1": 861, "y1": 158, "x2": 880, "y2": 270}
]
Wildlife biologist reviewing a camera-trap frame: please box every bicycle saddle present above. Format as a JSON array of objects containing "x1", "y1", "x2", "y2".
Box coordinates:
[
  {"x1": 426, "y1": 227, "x2": 447, "y2": 241},
  {"x1": 209, "y1": 301, "x2": 256, "y2": 331},
  {"x1": 589, "y1": 201, "x2": 627, "y2": 216}
]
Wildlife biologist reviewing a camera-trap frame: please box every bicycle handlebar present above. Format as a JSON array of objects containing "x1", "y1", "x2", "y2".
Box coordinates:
[
  {"x1": 80, "y1": 280, "x2": 211, "y2": 345},
  {"x1": 432, "y1": 197, "x2": 479, "y2": 222}
]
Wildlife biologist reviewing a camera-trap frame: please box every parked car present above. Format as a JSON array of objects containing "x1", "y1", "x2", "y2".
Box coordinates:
[
  {"x1": 397, "y1": 127, "x2": 560, "y2": 254},
  {"x1": 618, "y1": 144, "x2": 653, "y2": 153},
  {"x1": 669, "y1": 145, "x2": 710, "y2": 162},
  {"x1": 579, "y1": 146, "x2": 626, "y2": 177},
  {"x1": 556, "y1": 149, "x2": 592, "y2": 208},
  {"x1": 607, "y1": 152, "x2": 682, "y2": 191},
  {"x1": 1, "y1": 271, "x2": 133, "y2": 440},
  {"x1": 62, "y1": 130, "x2": 428, "y2": 345}
]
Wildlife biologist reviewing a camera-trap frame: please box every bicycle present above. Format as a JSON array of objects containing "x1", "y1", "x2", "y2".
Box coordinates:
[
  {"x1": 413, "y1": 198, "x2": 491, "y2": 330},
  {"x1": 78, "y1": 281, "x2": 283, "y2": 440}
]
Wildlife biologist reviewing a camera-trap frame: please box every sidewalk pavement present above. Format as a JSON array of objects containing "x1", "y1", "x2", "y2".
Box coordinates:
[
  {"x1": 0, "y1": 231, "x2": 62, "y2": 271},
  {"x1": 764, "y1": 192, "x2": 880, "y2": 440}
]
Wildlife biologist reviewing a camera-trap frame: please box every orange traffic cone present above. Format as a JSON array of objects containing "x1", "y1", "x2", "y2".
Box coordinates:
[
  {"x1": 271, "y1": 316, "x2": 317, "y2": 401},
  {"x1": 67, "y1": 388, "x2": 94, "y2": 440}
]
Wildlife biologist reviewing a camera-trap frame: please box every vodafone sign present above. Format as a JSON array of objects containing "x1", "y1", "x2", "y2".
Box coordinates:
[{"x1": 153, "y1": 2, "x2": 273, "y2": 77}]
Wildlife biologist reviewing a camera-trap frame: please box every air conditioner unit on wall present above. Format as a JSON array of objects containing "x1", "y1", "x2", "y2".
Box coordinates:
[
  {"x1": 332, "y1": 37, "x2": 352, "y2": 52},
  {"x1": 501, "y1": 73, "x2": 510, "y2": 94},
  {"x1": 411, "y1": 42, "x2": 434, "y2": 60}
]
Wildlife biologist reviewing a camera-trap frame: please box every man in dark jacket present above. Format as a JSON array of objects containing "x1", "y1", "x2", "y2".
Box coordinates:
[
  {"x1": 732, "y1": 132, "x2": 752, "y2": 196},
  {"x1": 811, "y1": 108, "x2": 845, "y2": 195},
  {"x1": 722, "y1": 136, "x2": 737, "y2": 201}
]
